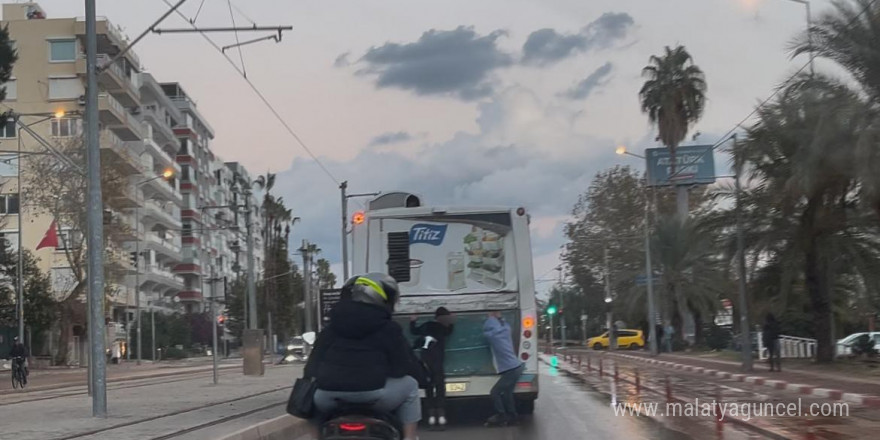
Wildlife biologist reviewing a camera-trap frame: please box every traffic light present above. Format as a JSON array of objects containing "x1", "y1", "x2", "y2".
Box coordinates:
[{"x1": 547, "y1": 305, "x2": 557, "y2": 316}]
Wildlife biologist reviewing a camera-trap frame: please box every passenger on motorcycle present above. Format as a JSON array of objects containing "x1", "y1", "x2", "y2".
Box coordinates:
[{"x1": 305, "y1": 273, "x2": 422, "y2": 440}]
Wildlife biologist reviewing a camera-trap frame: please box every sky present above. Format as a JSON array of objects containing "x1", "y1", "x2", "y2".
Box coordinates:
[{"x1": 15, "y1": 0, "x2": 845, "y2": 295}]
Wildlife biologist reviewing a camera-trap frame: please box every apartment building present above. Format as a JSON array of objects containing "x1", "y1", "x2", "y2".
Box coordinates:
[{"x1": 1, "y1": 3, "x2": 263, "y2": 331}]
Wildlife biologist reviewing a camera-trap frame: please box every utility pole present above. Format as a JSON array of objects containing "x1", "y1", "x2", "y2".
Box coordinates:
[
  {"x1": 604, "y1": 245, "x2": 616, "y2": 350},
  {"x1": 302, "y1": 240, "x2": 313, "y2": 334},
  {"x1": 733, "y1": 135, "x2": 753, "y2": 371},
  {"x1": 644, "y1": 168, "x2": 659, "y2": 356},
  {"x1": 340, "y1": 181, "x2": 349, "y2": 280},
  {"x1": 149, "y1": 301, "x2": 155, "y2": 362},
  {"x1": 557, "y1": 266, "x2": 566, "y2": 348},
  {"x1": 209, "y1": 267, "x2": 218, "y2": 384},
  {"x1": 85, "y1": 0, "x2": 107, "y2": 417},
  {"x1": 244, "y1": 194, "x2": 257, "y2": 329}
]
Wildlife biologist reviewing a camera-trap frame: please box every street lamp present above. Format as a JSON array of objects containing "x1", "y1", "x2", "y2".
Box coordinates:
[
  {"x1": 782, "y1": 0, "x2": 814, "y2": 77},
  {"x1": 340, "y1": 182, "x2": 379, "y2": 280},
  {"x1": 134, "y1": 168, "x2": 176, "y2": 365},
  {"x1": 614, "y1": 145, "x2": 659, "y2": 356}
]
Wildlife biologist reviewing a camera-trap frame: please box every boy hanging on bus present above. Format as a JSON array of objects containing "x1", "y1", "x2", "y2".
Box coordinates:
[{"x1": 410, "y1": 307, "x2": 455, "y2": 429}]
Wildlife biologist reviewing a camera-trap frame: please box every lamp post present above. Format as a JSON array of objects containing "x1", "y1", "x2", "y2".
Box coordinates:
[
  {"x1": 615, "y1": 146, "x2": 659, "y2": 355},
  {"x1": 339, "y1": 182, "x2": 379, "y2": 280},
  {"x1": 134, "y1": 169, "x2": 175, "y2": 366},
  {"x1": 782, "y1": 0, "x2": 814, "y2": 77}
]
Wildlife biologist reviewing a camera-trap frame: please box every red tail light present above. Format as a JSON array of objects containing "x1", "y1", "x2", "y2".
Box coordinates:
[
  {"x1": 523, "y1": 330, "x2": 532, "y2": 339},
  {"x1": 521, "y1": 352, "x2": 530, "y2": 360},
  {"x1": 340, "y1": 423, "x2": 366, "y2": 431}
]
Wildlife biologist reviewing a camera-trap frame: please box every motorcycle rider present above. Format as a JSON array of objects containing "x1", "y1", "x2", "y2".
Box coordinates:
[{"x1": 306, "y1": 273, "x2": 422, "y2": 440}]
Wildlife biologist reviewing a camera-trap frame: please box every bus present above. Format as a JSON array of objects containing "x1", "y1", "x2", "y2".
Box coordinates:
[{"x1": 350, "y1": 191, "x2": 539, "y2": 413}]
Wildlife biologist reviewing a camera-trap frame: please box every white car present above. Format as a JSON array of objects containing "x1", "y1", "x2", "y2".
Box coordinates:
[{"x1": 836, "y1": 332, "x2": 880, "y2": 356}]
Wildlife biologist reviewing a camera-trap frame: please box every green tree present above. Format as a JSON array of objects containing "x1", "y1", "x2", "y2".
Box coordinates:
[
  {"x1": 0, "y1": 240, "x2": 55, "y2": 352},
  {"x1": 731, "y1": 76, "x2": 880, "y2": 362},
  {"x1": 0, "y1": 24, "x2": 18, "y2": 101},
  {"x1": 315, "y1": 258, "x2": 337, "y2": 289},
  {"x1": 639, "y1": 45, "x2": 707, "y2": 218}
]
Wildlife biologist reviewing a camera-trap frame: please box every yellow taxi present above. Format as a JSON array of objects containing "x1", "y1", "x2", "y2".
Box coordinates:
[{"x1": 587, "y1": 329, "x2": 645, "y2": 350}]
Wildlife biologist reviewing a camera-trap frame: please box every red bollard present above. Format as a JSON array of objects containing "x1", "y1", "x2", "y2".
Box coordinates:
[
  {"x1": 715, "y1": 386, "x2": 724, "y2": 433},
  {"x1": 577, "y1": 354, "x2": 582, "y2": 367},
  {"x1": 587, "y1": 356, "x2": 592, "y2": 371},
  {"x1": 635, "y1": 369, "x2": 641, "y2": 394},
  {"x1": 599, "y1": 358, "x2": 604, "y2": 377},
  {"x1": 665, "y1": 375, "x2": 673, "y2": 403},
  {"x1": 614, "y1": 363, "x2": 619, "y2": 382}
]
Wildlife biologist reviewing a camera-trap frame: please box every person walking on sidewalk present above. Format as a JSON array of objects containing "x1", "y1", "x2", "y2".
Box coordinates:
[
  {"x1": 663, "y1": 321, "x2": 675, "y2": 353},
  {"x1": 763, "y1": 313, "x2": 782, "y2": 372},
  {"x1": 410, "y1": 306, "x2": 455, "y2": 429},
  {"x1": 483, "y1": 311, "x2": 524, "y2": 427}
]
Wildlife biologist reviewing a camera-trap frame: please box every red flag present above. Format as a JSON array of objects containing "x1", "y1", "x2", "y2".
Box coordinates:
[{"x1": 36, "y1": 220, "x2": 59, "y2": 250}]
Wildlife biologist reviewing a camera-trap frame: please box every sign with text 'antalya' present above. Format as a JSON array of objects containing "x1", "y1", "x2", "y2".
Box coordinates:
[{"x1": 646, "y1": 145, "x2": 716, "y2": 187}]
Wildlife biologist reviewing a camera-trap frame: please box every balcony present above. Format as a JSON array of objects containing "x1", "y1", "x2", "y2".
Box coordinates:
[
  {"x1": 144, "y1": 234, "x2": 183, "y2": 263},
  {"x1": 100, "y1": 129, "x2": 144, "y2": 175},
  {"x1": 75, "y1": 16, "x2": 141, "y2": 69},
  {"x1": 143, "y1": 264, "x2": 185, "y2": 290},
  {"x1": 76, "y1": 54, "x2": 141, "y2": 106},
  {"x1": 142, "y1": 176, "x2": 183, "y2": 207},
  {"x1": 107, "y1": 245, "x2": 135, "y2": 274},
  {"x1": 106, "y1": 208, "x2": 138, "y2": 241},
  {"x1": 142, "y1": 105, "x2": 177, "y2": 145},
  {"x1": 99, "y1": 94, "x2": 142, "y2": 141},
  {"x1": 177, "y1": 289, "x2": 203, "y2": 302},
  {"x1": 141, "y1": 200, "x2": 181, "y2": 229}
]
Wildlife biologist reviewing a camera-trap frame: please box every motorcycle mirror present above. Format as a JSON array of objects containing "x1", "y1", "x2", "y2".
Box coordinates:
[{"x1": 302, "y1": 332, "x2": 317, "y2": 345}]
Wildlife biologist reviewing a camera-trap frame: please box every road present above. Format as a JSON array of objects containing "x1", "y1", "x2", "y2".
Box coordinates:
[{"x1": 419, "y1": 362, "x2": 760, "y2": 440}]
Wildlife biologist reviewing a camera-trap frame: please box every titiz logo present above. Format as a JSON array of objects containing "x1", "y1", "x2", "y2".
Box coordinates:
[{"x1": 409, "y1": 224, "x2": 447, "y2": 246}]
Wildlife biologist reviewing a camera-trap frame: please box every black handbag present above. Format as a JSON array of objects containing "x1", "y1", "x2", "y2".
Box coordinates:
[{"x1": 286, "y1": 376, "x2": 317, "y2": 419}]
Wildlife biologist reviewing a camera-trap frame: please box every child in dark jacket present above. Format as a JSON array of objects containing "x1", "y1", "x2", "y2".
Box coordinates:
[{"x1": 410, "y1": 307, "x2": 454, "y2": 428}]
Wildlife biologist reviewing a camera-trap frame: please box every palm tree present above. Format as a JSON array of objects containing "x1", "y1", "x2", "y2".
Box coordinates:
[
  {"x1": 733, "y1": 76, "x2": 880, "y2": 362},
  {"x1": 639, "y1": 45, "x2": 707, "y2": 219},
  {"x1": 792, "y1": 0, "x2": 880, "y2": 221}
]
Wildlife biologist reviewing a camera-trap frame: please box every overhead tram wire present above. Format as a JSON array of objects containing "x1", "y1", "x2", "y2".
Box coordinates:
[
  {"x1": 160, "y1": 0, "x2": 342, "y2": 188},
  {"x1": 226, "y1": 0, "x2": 248, "y2": 77}
]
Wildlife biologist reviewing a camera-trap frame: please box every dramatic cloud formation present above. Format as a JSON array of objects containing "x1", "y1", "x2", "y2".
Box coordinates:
[
  {"x1": 368, "y1": 131, "x2": 413, "y2": 146},
  {"x1": 352, "y1": 26, "x2": 514, "y2": 100},
  {"x1": 562, "y1": 62, "x2": 614, "y2": 100},
  {"x1": 522, "y1": 12, "x2": 634, "y2": 66}
]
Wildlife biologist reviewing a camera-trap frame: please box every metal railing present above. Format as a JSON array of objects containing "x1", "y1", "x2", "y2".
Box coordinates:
[
  {"x1": 757, "y1": 333, "x2": 817, "y2": 360},
  {"x1": 147, "y1": 232, "x2": 182, "y2": 254}
]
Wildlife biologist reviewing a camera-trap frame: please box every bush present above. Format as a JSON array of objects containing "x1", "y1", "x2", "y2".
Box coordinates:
[
  {"x1": 704, "y1": 324, "x2": 733, "y2": 351},
  {"x1": 162, "y1": 346, "x2": 187, "y2": 360},
  {"x1": 853, "y1": 334, "x2": 877, "y2": 357}
]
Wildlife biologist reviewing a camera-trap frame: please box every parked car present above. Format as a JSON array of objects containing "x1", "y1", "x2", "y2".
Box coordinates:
[
  {"x1": 836, "y1": 332, "x2": 880, "y2": 356},
  {"x1": 587, "y1": 329, "x2": 645, "y2": 350},
  {"x1": 286, "y1": 336, "x2": 305, "y2": 355}
]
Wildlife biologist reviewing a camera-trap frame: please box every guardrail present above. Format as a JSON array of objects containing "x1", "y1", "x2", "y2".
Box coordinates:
[{"x1": 757, "y1": 333, "x2": 817, "y2": 360}]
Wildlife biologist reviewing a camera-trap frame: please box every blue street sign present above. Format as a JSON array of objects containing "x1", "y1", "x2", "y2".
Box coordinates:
[
  {"x1": 635, "y1": 273, "x2": 662, "y2": 286},
  {"x1": 646, "y1": 145, "x2": 716, "y2": 187}
]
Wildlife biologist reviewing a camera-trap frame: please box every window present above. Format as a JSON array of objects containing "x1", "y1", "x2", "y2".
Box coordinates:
[
  {"x1": 0, "y1": 154, "x2": 18, "y2": 177},
  {"x1": 4, "y1": 78, "x2": 16, "y2": 101},
  {"x1": 182, "y1": 222, "x2": 192, "y2": 237},
  {"x1": 180, "y1": 164, "x2": 191, "y2": 181},
  {"x1": 0, "y1": 118, "x2": 15, "y2": 138},
  {"x1": 57, "y1": 229, "x2": 81, "y2": 251},
  {"x1": 49, "y1": 39, "x2": 76, "y2": 62},
  {"x1": 51, "y1": 118, "x2": 80, "y2": 137},
  {"x1": 0, "y1": 194, "x2": 19, "y2": 214},
  {"x1": 179, "y1": 138, "x2": 189, "y2": 155},
  {"x1": 0, "y1": 231, "x2": 19, "y2": 251},
  {"x1": 48, "y1": 77, "x2": 83, "y2": 100}
]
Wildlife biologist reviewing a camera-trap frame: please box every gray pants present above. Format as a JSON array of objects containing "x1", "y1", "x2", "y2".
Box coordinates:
[{"x1": 313, "y1": 376, "x2": 422, "y2": 425}]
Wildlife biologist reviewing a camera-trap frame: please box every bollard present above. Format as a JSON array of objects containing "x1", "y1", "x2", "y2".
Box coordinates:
[
  {"x1": 635, "y1": 369, "x2": 641, "y2": 394},
  {"x1": 614, "y1": 363, "x2": 619, "y2": 383},
  {"x1": 577, "y1": 354, "x2": 582, "y2": 367},
  {"x1": 587, "y1": 356, "x2": 591, "y2": 371},
  {"x1": 665, "y1": 375, "x2": 672, "y2": 403},
  {"x1": 715, "y1": 386, "x2": 724, "y2": 433},
  {"x1": 599, "y1": 358, "x2": 604, "y2": 377}
]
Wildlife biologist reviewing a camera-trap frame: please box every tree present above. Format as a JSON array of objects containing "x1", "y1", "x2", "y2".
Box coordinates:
[
  {"x1": 23, "y1": 137, "x2": 134, "y2": 364},
  {"x1": 732, "y1": 76, "x2": 880, "y2": 362},
  {"x1": 0, "y1": 24, "x2": 18, "y2": 101},
  {"x1": 639, "y1": 45, "x2": 707, "y2": 218},
  {"x1": 316, "y1": 258, "x2": 337, "y2": 289},
  {"x1": 0, "y1": 240, "x2": 55, "y2": 352}
]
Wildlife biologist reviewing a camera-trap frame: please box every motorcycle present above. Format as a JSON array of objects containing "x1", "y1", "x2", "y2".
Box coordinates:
[{"x1": 319, "y1": 402, "x2": 402, "y2": 440}]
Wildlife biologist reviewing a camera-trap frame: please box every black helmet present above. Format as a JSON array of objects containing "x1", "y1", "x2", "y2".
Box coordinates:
[{"x1": 341, "y1": 273, "x2": 400, "y2": 312}]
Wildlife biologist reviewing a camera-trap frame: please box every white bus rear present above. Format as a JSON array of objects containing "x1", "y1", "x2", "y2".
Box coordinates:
[{"x1": 350, "y1": 192, "x2": 539, "y2": 413}]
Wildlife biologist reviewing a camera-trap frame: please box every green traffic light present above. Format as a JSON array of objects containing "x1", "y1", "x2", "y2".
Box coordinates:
[{"x1": 547, "y1": 306, "x2": 557, "y2": 315}]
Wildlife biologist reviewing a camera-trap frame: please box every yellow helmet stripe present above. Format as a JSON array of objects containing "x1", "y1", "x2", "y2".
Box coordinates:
[{"x1": 355, "y1": 276, "x2": 387, "y2": 301}]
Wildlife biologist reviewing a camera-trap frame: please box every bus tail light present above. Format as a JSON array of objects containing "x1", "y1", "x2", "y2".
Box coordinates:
[
  {"x1": 522, "y1": 316, "x2": 535, "y2": 330},
  {"x1": 521, "y1": 352, "x2": 530, "y2": 361}
]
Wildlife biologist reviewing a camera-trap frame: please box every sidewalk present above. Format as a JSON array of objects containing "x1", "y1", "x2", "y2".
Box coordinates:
[
  {"x1": 3, "y1": 362, "x2": 303, "y2": 440},
  {"x1": 612, "y1": 350, "x2": 880, "y2": 406}
]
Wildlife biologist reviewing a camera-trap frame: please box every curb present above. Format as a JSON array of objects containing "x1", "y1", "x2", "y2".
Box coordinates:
[
  {"x1": 216, "y1": 415, "x2": 310, "y2": 440},
  {"x1": 541, "y1": 355, "x2": 793, "y2": 440},
  {"x1": 583, "y1": 351, "x2": 880, "y2": 408}
]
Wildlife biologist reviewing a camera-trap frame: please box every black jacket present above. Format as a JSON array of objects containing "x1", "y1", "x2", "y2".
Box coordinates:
[
  {"x1": 9, "y1": 343, "x2": 26, "y2": 358},
  {"x1": 305, "y1": 300, "x2": 414, "y2": 392},
  {"x1": 410, "y1": 321, "x2": 453, "y2": 358}
]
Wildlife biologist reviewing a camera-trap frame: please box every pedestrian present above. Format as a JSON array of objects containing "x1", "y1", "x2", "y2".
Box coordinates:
[
  {"x1": 483, "y1": 311, "x2": 525, "y2": 427},
  {"x1": 763, "y1": 313, "x2": 781, "y2": 372},
  {"x1": 663, "y1": 321, "x2": 674, "y2": 353},
  {"x1": 655, "y1": 323, "x2": 664, "y2": 349},
  {"x1": 410, "y1": 306, "x2": 455, "y2": 429}
]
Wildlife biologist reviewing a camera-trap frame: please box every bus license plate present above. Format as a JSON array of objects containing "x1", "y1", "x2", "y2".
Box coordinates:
[{"x1": 446, "y1": 382, "x2": 467, "y2": 393}]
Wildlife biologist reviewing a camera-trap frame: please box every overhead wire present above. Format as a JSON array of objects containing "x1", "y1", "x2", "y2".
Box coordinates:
[
  {"x1": 159, "y1": 0, "x2": 342, "y2": 188},
  {"x1": 226, "y1": 0, "x2": 248, "y2": 77}
]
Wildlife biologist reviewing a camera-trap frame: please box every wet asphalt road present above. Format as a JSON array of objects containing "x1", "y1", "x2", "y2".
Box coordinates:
[{"x1": 419, "y1": 364, "x2": 697, "y2": 440}]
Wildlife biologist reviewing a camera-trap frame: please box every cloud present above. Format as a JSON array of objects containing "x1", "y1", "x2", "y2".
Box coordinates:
[
  {"x1": 333, "y1": 52, "x2": 351, "y2": 68},
  {"x1": 353, "y1": 26, "x2": 514, "y2": 100},
  {"x1": 368, "y1": 131, "x2": 412, "y2": 147},
  {"x1": 522, "y1": 12, "x2": 634, "y2": 66},
  {"x1": 273, "y1": 86, "x2": 629, "y2": 295},
  {"x1": 562, "y1": 62, "x2": 613, "y2": 100}
]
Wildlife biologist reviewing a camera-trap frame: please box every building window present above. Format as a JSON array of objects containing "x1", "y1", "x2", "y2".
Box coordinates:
[
  {"x1": 57, "y1": 229, "x2": 81, "y2": 251},
  {"x1": 0, "y1": 230, "x2": 19, "y2": 251},
  {"x1": 182, "y1": 222, "x2": 192, "y2": 237},
  {"x1": 51, "y1": 118, "x2": 80, "y2": 137},
  {"x1": 0, "y1": 118, "x2": 15, "y2": 138},
  {"x1": 178, "y1": 138, "x2": 189, "y2": 155},
  {"x1": 0, "y1": 154, "x2": 18, "y2": 177},
  {"x1": 4, "y1": 78, "x2": 16, "y2": 101},
  {"x1": 49, "y1": 39, "x2": 76, "y2": 62},
  {"x1": 180, "y1": 164, "x2": 191, "y2": 182},
  {"x1": 48, "y1": 77, "x2": 83, "y2": 100},
  {"x1": 0, "y1": 194, "x2": 20, "y2": 214}
]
